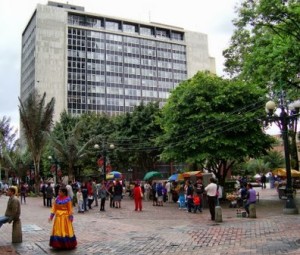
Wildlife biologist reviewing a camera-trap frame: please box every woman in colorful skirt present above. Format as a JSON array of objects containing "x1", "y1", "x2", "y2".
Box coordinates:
[{"x1": 48, "y1": 187, "x2": 77, "y2": 249}]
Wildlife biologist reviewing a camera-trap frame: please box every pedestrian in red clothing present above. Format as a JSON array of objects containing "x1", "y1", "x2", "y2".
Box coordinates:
[{"x1": 133, "y1": 182, "x2": 143, "y2": 211}]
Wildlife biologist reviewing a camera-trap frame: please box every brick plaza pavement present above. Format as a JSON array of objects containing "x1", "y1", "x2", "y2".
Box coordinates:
[{"x1": 1, "y1": 187, "x2": 300, "y2": 255}]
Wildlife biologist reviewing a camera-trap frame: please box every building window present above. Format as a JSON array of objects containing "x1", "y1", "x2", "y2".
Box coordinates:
[
  {"x1": 140, "y1": 26, "x2": 154, "y2": 36},
  {"x1": 123, "y1": 23, "x2": 137, "y2": 34},
  {"x1": 106, "y1": 20, "x2": 121, "y2": 31}
]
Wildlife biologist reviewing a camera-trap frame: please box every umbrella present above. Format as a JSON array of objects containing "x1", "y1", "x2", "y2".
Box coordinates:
[
  {"x1": 168, "y1": 173, "x2": 184, "y2": 182},
  {"x1": 143, "y1": 171, "x2": 163, "y2": 181},
  {"x1": 182, "y1": 171, "x2": 202, "y2": 178},
  {"x1": 106, "y1": 171, "x2": 122, "y2": 180},
  {"x1": 272, "y1": 168, "x2": 300, "y2": 178}
]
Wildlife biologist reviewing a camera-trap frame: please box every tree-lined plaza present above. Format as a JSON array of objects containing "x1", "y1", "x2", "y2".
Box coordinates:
[{"x1": 0, "y1": 0, "x2": 299, "y2": 195}]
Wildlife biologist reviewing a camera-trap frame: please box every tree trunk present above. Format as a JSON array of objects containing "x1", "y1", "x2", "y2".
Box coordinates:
[{"x1": 33, "y1": 160, "x2": 41, "y2": 195}]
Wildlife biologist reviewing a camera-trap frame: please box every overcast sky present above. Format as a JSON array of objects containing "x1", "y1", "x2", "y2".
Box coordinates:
[{"x1": 0, "y1": 0, "x2": 245, "y2": 134}]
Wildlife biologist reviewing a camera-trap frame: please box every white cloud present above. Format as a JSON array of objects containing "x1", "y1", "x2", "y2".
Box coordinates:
[{"x1": 0, "y1": 0, "x2": 240, "y2": 133}]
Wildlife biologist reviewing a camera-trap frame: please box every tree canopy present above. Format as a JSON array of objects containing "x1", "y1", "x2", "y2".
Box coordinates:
[
  {"x1": 157, "y1": 72, "x2": 274, "y2": 183},
  {"x1": 111, "y1": 102, "x2": 163, "y2": 179},
  {"x1": 223, "y1": 0, "x2": 300, "y2": 91}
]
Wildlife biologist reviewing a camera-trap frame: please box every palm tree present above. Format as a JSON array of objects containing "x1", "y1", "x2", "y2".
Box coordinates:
[
  {"x1": 49, "y1": 121, "x2": 99, "y2": 181},
  {"x1": 0, "y1": 116, "x2": 18, "y2": 180},
  {"x1": 19, "y1": 90, "x2": 55, "y2": 193},
  {"x1": 261, "y1": 151, "x2": 285, "y2": 170},
  {"x1": 245, "y1": 159, "x2": 270, "y2": 176}
]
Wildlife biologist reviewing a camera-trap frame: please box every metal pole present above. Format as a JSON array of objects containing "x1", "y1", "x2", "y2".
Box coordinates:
[
  {"x1": 103, "y1": 140, "x2": 106, "y2": 182},
  {"x1": 281, "y1": 109, "x2": 298, "y2": 214}
]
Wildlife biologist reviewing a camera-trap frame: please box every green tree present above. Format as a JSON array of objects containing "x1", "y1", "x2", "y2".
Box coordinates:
[
  {"x1": 112, "y1": 102, "x2": 163, "y2": 179},
  {"x1": 224, "y1": 0, "x2": 300, "y2": 90},
  {"x1": 157, "y1": 72, "x2": 274, "y2": 185},
  {"x1": 0, "y1": 116, "x2": 18, "y2": 180},
  {"x1": 50, "y1": 117, "x2": 101, "y2": 181},
  {"x1": 261, "y1": 150, "x2": 285, "y2": 170},
  {"x1": 19, "y1": 90, "x2": 55, "y2": 193},
  {"x1": 223, "y1": 0, "x2": 300, "y2": 170},
  {"x1": 76, "y1": 112, "x2": 115, "y2": 178},
  {"x1": 47, "y1": 112, "x2": 116, "y2": 181},
  {"x1": 244, "y1": 159, "x2": 270, "y2": 175}
]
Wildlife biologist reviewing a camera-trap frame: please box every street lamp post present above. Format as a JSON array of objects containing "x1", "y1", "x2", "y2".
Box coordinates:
[
  {"x1": 265, "y1": 92, "x2": 300, "y2": 214},
  {"x1": 128, "y1": 168, "x2": 133, "y2": 181},
  {"x1": 48, "y1": 156, "x2": 58, "y2": 184},
  {"x1": 94, "y1": 141, "x2": 115, "y2": 181}
]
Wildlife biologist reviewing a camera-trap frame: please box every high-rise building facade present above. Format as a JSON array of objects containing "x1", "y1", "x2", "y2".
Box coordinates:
[{"x1": 20, "y1": 1, "x2": 216, "y2": 121}]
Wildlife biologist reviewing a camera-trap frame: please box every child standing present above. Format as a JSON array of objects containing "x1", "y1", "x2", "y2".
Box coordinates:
[
  {"x1": 193, "y1": 192, "x2": 201, "y2": 213},
  {"x1": 178, "y1": 185, "x2": 186, "y2": 209},
  {"x1": 76, "y1": 188, "x2": 84, "y2": 213}
]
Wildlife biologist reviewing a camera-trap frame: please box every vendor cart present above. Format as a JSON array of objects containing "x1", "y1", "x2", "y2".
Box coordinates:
[{"x1": 278, "y1": 185, "x2": 296, "y2": 199}]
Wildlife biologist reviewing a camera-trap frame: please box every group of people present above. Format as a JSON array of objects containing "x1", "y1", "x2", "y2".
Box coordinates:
[{"x1": 0, "y1": 176, "x2": 258, "y2": 251}]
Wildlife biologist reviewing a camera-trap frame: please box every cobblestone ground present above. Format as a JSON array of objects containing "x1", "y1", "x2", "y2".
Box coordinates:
[{"x1": 1, "y1": 187, "x2": 300, "y2": 255}]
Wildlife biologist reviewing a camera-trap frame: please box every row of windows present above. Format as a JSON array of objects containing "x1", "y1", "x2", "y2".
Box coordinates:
[
  {"x1": 67, "y1": 46, "x2": 186, "y2": 62},
  {"x1": 67, "y1": 90, "x2": 170, "y2": 108},
  {"x1": 68, "y1": 58, "x2": 186, "y2": 73},
  {"x1": 68, "y1": 29, "x2": 186, "y2": 53},
  {"x1": 68, "y1": 14, "x2": 184, "y2": 41},
  {"x1": 67, "y1": 82, "x2": 175, "y2": 94},
  {"x1": 68, "y1": 70, "x2": 184, "y2": 82}
]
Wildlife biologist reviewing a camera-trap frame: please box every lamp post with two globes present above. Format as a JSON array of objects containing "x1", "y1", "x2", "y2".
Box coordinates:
[
  {"x1": 94, "y1": 141, "x2": 115, "y2": 181},
  {"x1": 48, "y1": 155, "x2": 58, "y2": 185},
  {"x1": 265, "y1": 91, "x2": 300, "y2": 214}
]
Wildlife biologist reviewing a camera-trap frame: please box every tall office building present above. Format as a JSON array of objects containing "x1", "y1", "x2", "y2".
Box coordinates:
[{"x1": 21, "y1": 1, "x2": 216, "y2": 121}]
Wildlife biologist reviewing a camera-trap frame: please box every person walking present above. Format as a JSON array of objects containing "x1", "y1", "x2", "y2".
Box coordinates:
[
  {"x1": 156, "y1": 182, "x2": 164, "y2": 206},
  {"x1": 144, "y1": 182, "x2": 151, "y2": 201},
  {"x1": 165, "y1": 181, "x2": 172, "y2": 203},
  {"x1": 0, "y1": 187, "x2": 22, "y2": 243},
  {"x1": 41, "y1": 182, "x2": 47, "y2": 206},
  {"x1": 81, "y1": 182, "x2": 88, "y2": 212},
  {"x1": 87, "y1": 180, "x2": 94, "y2": 209},
  {"x1": 99, "y1": 182, "x2": 110, "y2": 211},
  {"x1": 186, "y1": 180, "x2": 194, "y2": 212},
  {"x1": 194, "y1": 179, "x2": 204, "y2": 212},
  {"x1": 76, "y1": 188, "x2": 84, "y2": 213},
  {"x1": 48, "y1": 187, "x2": 77, "y2": 250},
  {"x1": 152, "y1": 182, "x2": 157, "y2": 206},
  {"x1": 46, "y1": 183, "x2": 54, "y2": 207},
  {"x1": 261, "y1": 174, "x2": 267, "y2": 189},
  {"x1": 244, "y1": 183, "x2": 257, "y2": 217},
  {"x1": 66, "y1": 181, "x2": 74, "y2": 202},
  {"x1": 133, "y1": 182, "x2": 143, "y2": 211},
  {"x1": 205, "y1": 177, "x2": 218, "y2": 221},
  {"x1": 108, "y1": 182, "x2": 115, "y2": 208},
  {"x1": 114, "y1": 180, "x2": 123, "y2": 208},
  {"x1": 20, "y1": 182, "x2": 27, "y2": 204},
  {"x1": 92, "y1": 179, "x2": 98, "y2": 207}
]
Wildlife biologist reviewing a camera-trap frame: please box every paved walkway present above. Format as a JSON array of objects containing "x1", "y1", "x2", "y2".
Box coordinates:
[{"x1": 1, "y1": 187, "x2": 300, "y2": 255}]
